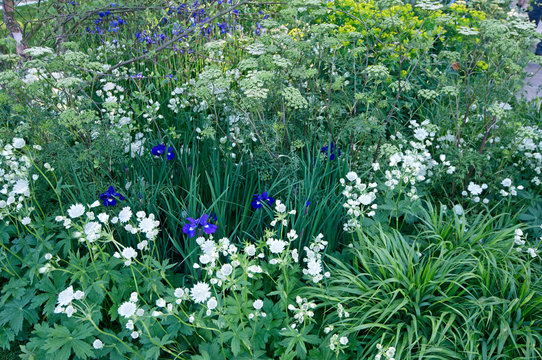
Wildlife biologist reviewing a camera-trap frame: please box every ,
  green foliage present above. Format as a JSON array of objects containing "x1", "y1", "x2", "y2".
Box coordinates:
[
  {"x1": 0, "y1": 0, "x2": 541, "y2": 359},
  {"x1": 317, "y1": 207, "x2": 542, "y2": 359}
]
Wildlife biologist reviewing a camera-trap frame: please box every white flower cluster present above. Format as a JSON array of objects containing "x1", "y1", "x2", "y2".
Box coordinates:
[
  {"x1": 288, "y1": 296, "x2": 316, "y2": 327},
  {"x1": 114, "y1": 247, "x2": 138, "y2": 266},
  {"x1": 462, "y1": 182, "x2": 488, "y2": 204},
  {"x1": 340, "y1": 172, "x2": 378, "y2": 232},
  {"x1": 337, "y1": 303, "x2": 350, "y2": 319},
  {"x1": 375, "y1": 344, "x2": 396, "y2": 360},
  {"x1": 499, "y1": 178, "x2": 524, "y2": 197},
  {"x1": 302, "y1": 233, "x2": 330, "y2": 283},
  {"x1": 125, "y1": 132, "x2": 146, "y2": 158},
  {"x1": 57, "y1": 204, "x2": 159, "y2": 250},
  {"x1": 414, "y1": 0, "x2": 442, "y2": 11},
  {"x1": 270, "y1": 199, "x2": 297, "y2": 227},
  {"x1": 54, "y1": 286, "x2": 85, "y2": 317},
  {"x1": 118, "y1": 292, "x2": 145, "y2": 340},
  {"x1": 239, "y1": 70, "x2": 270, "y2": 100},
  {"x1": 174, "y1": 200, "x2": 326, "y2": 328},
  {"x1": 513, "y1": 229, "x2": 538, "y2": 258},
  {"x1": 329, "y1": 333, "x2": 349, "y2": 353},
  {"x1": 510, "y1": 126, "x2": 542, "y2": 186},
  {"x1": 382, "y1": 120, "x2": 449, "y2": 200},
  {"x1": 39, "y1": 253, "x2": 55, "y2": 274},
  {"x1": 457, "y1": 26, "x2": 479, "y2": 36},
  {"x1": 0, "y1": 138, "x2": 39, "y2": 222},
  {"x1": 248, "y1": 299, "x2": 267, "y2": 320}
]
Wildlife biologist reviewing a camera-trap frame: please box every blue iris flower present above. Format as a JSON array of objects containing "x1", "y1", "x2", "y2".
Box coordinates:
[
  {"x1": 183, "y1": 214, "x2": 217, "y2": 238},
  {"x1": 320, "y1": 142, "x2": 341, "y2": 161},
  {"x1": 99, "y1": 186, "x2": 125, "y2": 207},
  {"x1": 166, "y1": 147, "x2": 175, "y2": 160},
  {"x1": 305, "y1": 199, "x2": 310, "y2": 207},
  {"x1": 152, "y1": 144, "x2": 175, "y2": 160},
  {"x1": 252, "y1": 191, "x2": 274, "y2": 209}
]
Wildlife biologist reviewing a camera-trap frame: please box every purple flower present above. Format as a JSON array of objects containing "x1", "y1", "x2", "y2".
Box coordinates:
[
  {"x1": 152, "y1": 144, "x2": 175, "y2": 161},
  {"x1": 183, "y1": 214, "x2": 217, "y2": 238},
  {"x1": 320, "y1": 142, "x2": 341, "y2": 161},
  {"x1": 152, "y1": 144, "x2": 166, "y2": 156},
  {"x1": 166, "y1": 147, "x2": 175, "y2": 160},
  {"x1": 99, "y1": 186, "x2": 125, "y2": 207},
  {"x1": 252, "y1": 192, "x2": 274, "y2": 209},
  {"x1": 182, "y1": 217, "x2": 198, "y2": 238}
]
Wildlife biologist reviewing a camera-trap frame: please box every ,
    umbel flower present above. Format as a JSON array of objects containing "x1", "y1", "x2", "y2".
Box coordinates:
[
  {"x1": 183, "y1": 214, "x2": 217, "y2": 238},
  {"x1": 100, "y1": 186, "x2": 125, "y2": 207},
  {"x1": 252, "y1": 191, "x2": 274, "y2": 209}
]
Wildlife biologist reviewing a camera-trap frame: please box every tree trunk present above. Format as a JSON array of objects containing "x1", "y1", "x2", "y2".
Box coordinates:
[{"x1": 2, "y1": 0, "x2": 27, "y2": 56}]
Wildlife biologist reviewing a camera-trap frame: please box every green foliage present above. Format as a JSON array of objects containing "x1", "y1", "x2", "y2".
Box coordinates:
[{"x1": 0, "y1": 0, "x2": 541, "y2": 359}]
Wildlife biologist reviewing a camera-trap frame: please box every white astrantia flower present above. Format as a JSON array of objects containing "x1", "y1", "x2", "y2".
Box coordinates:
[
  {"x1": 528, "y1": 248, "x2": 538, "y2": 258},
  {"x1": 84, "y1": 221, "x2": 102, "y2": 242},
  {"x1": 58, "y1": 286, "x2": 75, "y2": 306},
  {"x1": 275, "y1": 200, "x2": 286, "y2": 213},
  {"x1": 73, "y1": 290, "x2": 85, "y2": 300},
  {"x1": 413, "y1": 127, "x2": 429, "y2": 141},
  {"x1": 467, "y1": 182, "x2": 483, "y2": 196},
  {"x1": 345, "y1": 171, "x2": 358, "y2": 182},
  {"x1": 253, "y1": 299, "x2": 263, "y2": 310},
  {"x1": 12, "y1": 179, "x2": 29, "y2": 195},
  {"x1": 156, "y1": 298, "x2": 166, "y2": 308},
  {"x1": 267, "y1": 238, "x2": 288, "y2": 254},
  {"x1": 93, "y1": 339, "x2": 103, "y2": 349},
  {"x1": 130, "y1": 292, "x2": 138, "y2": 303},
  {"x1": 190, "y1": 282, "x2": 211, "y2": 303},
  {"x1": 45, "y1": 253, "x2": 53, "y2": 260},
  {"x1": 245, "y1": 244, "x2": 256, "y2": 256},
  {"x1": 292, "y1": 248, "x2": 299, "y2": 263},
  {"x1": 118, "y1": 301, "x2": 137, "y2": 318},
  {"x1": 138, "y1": 214, "x2": 160, "y2": 239},
  {"x1": 12, "y1": 138, "x2": 26, "y2": 149},
  {"x1": 118, "y1": 207, "x2": 133, "y2": 223},
  {"x1": 65, "y1": 305, "x2": 76, "y2": 317},
  {"x1": 501, "y1": 178, "x2": 512, "y2": 187},
  {"x1": 220, "y1": 263, "x2": 233, "y2": 276},
  {"x1": 339, "y1": 336, "x2": 349, "y2": 345},
  {"x1": 67, "y1": 204, "x2": 85, "y2": 219},
  {"x1": 453, "y1": 204, "x2": 464, "y2": 216},
  {"x1": 121, "y1": 247, "x2": 137, "y2": 266},
  {"x1": 21, "y1": 217, "x2": 31, "y2": 225},
  {"x1": 97, "y1": 213, "x2": 109, "y2": 223},
  {"x1": 207, "y1": 297, "x2": 218, "y2": 310}
]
